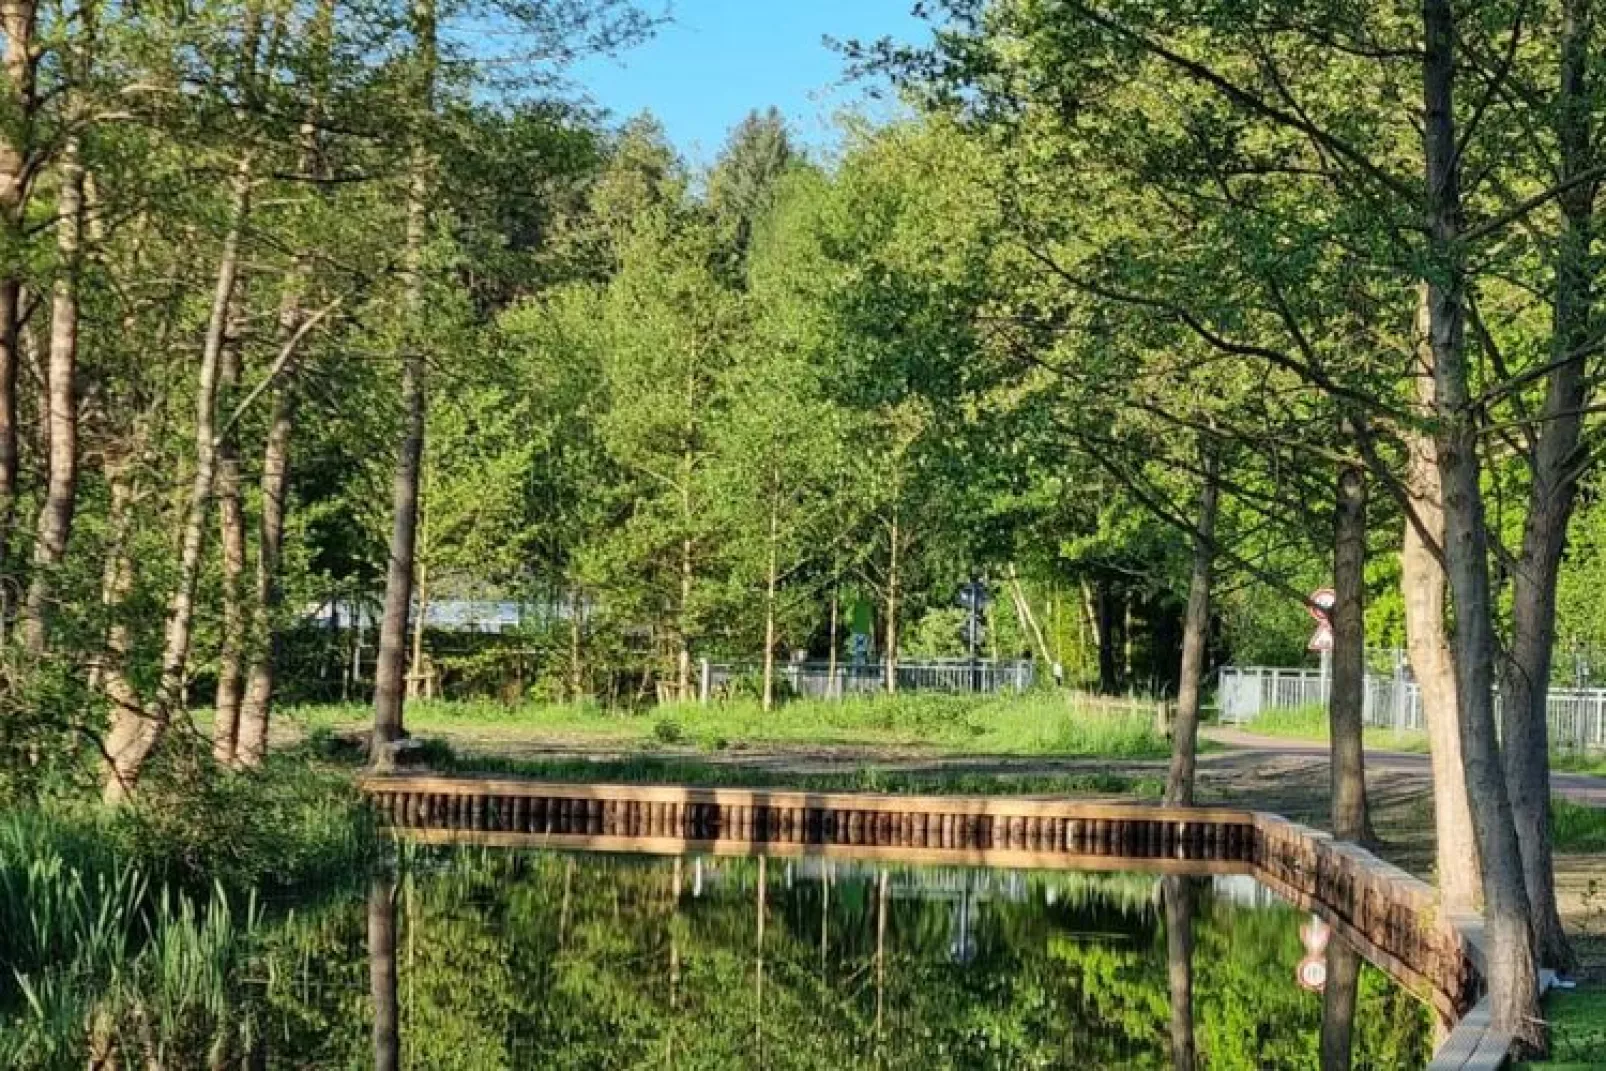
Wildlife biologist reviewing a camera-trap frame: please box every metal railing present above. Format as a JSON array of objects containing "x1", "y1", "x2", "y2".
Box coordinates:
[
  {"x1": 699, "y1": 658, "x2": 1036, "y2": 702},
  {"x1": 1218, "y1": 665, "x2": 1606, "y2": 751}
]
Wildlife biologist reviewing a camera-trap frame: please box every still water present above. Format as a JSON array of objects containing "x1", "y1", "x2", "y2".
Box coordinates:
[{"x1": 256, "y1": 848, "x2": 1434, "y2": 1069}]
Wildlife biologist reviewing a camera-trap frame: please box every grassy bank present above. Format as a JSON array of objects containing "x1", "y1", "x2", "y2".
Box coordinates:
[
  {"x1": 1231, "y1": 705, "x2": 1606, "y2": 775},
  {"x1": 287, "y1": 691, "x2": 1174, "y2": 759},
  {"x1": 1520, "y1": 989, "x2": 1606, "y2": 1069},
  {"x1": 409, "y1": 741, "x2": 1164, "y2": 798},
  {"x1": 0, "y1": 754, "x2": 380, "y2": 1069}
]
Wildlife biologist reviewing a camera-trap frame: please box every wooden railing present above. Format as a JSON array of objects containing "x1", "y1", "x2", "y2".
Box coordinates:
[{"x1": 359, "y1": 776, "x2": 1257, "y2": 872}]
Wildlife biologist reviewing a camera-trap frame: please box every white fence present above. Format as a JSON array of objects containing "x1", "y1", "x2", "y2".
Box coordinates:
[
  {"x1": 700, "y1": 658, "x2": 1036, "y2": 702},
  {"x1": 1218, "y1": 665, "x2": 1606, "y2": 751}
]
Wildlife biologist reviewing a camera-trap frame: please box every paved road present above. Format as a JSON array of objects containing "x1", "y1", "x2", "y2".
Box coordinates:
[{"x1": 1201, "y1": 727, "x2": 1606, "y2": 808}]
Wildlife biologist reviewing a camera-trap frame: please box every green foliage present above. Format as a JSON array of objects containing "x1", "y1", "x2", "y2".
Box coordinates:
[
  {"x1": 1550, "y1": 800, "x2": 1606, "y2": 854},
  {"x1": 0, "y1": 755, "x2": 381, "y2": 1067}
]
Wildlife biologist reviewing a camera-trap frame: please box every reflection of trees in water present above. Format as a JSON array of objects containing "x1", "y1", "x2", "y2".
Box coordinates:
[
  {"x1": 256, "y1": 850, "x2": 1434, "y2": 1069},
  {"x1": 1164, "y1": 875, "x2": 1197, "y2": 1071}
]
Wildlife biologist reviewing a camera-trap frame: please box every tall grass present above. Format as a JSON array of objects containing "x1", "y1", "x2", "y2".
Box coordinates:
[
  {"x1": 0, "y1": 756, "x2": 379, "y2": 1068},
  {"x1": 290, "y1": 691, "x2": 1174, "y2": 758}
]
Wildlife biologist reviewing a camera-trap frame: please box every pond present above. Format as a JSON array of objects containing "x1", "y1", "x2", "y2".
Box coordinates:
[{"x1": 253, "y1": 846, "x2": 1435, "y2": 1069}]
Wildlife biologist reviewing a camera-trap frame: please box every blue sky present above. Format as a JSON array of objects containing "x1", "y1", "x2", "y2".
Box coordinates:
[{"x1": 567, "y1": 1, "x2": 931, "y2": 165}]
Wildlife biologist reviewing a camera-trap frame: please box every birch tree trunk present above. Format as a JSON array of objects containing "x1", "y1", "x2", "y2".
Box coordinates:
[
  {"x1": 0, "y1": 0, "x2": 34, "y2": 628},
  {"x1": 235, "y1": 358, "x2": 296, "y2": 764},
  {"x1": 1007, "y1": 563, "x2": 1053, "y2": 666},
  {"x1": 20, "y1": 133, "x2": 84, "y2": 654},
  {"x1": 372, "y1": 0, "x2": 436, "y2": 759},
  {"x1": 883, "y1": 509, "x2": 899, "y2": 695},
  {"x1": 212, "y1": 305, "x2": 248, "y2": 765},
  {"x1": 1421, "y1": 2, "x2": 1542, "y2": 1048},
  {"x1": 1330, "y1": 449, "x2": 1369, "y2": 841},
  {"x1": 1403, "y1": 312, "x2": 1480, "y2": 914},
  {"x1": 1165, "y1": 454, "x2": 1217, "y2": 806},
  {"x1": 236, "y1": 0, "x2": 333, "y2": 765},
  {"x1": 102, "y1": 154, "x2": 250, "y2": 801},
  {"x1": 1499, "y1": 0, "x2": 1594, "y2": 971},
  {"x1": 826, "y1": 583, "x2": 839, "y2": 698}
]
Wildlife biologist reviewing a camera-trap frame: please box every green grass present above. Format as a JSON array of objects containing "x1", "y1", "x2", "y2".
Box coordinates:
[
  {"x1": 0, "y1": 751, "x2": 383, "y2": 1068},
  {"x1": 1235, "y1": 704, "x2": 1432, "y2": 752},
  {"x1": 1551, "y1": 798, "x2": 1606, "y2": 853},
  {"x1": 287, "y1": 691, "x2": 1175, "y2": 759},
  {"x1": 1238, "y1": 704, "x2": 1606, "y2": 779},
  {"x1": 413, "y1": 743, "x2": 1164, "y2": 799},
  {"x1": 1518, "y1": 988, "x2": 1606, "y2": 1069}
]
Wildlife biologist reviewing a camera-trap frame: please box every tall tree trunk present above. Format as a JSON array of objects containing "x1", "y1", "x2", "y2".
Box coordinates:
[
  {"x1": 371, "y1": 0, "x2": 436, "y2": 758},
  {"x1": 1403, "y1": 318, "x2": 1480, "y2": 914},
  {"x1": 1421, "y1": 1, "x2": 1543, "y2": 1049},
  {"x1": 1162, "y1": 876, "x2": 1196, "y2": 1071},
  {"x1": 1501, "y1": 0, "x2": 1594, "y2": 972},
  {"x1": 407, "y1": 557, "x2": 428, "y2": 700},
  {"x1": 235, "y1": 0, "x2": 332, "y2": 764},
  {"x1": 235, "y1": 368, "x2": 296, "y2": 765},
  {"x1": 1320, "y1": 940, "x2": 1361, "y2": 1071},
  {"x1": 212, "y1": 304, "x2": 248, "y2": 765},
  {"x1": 102, "y1": 154, "x2": 249, "y2": 802},
  {"x1": 568, "y1": 584, "x2": 584, "y2": 701},
  {"x1": 826, "y1": 582, "x2": 839, "y2": 698},
  {"x1": 1330, "y1": 448, "x2": 1369, "y2": 841},
  {"x1": 1165, "y1": 454, "x2": 1218, "y2": 806},
  {"x1": 761, "y1": 483, "x2": 779, "y2": 712},
  {"x1": 1007, "y1": 563, "x2": 1053, "y2": 666},
  {"x1": 96, "y1": 451, "x2": 142, "y2": 752},
  {"x1": 368, "y1": 879, "x2": 400, "y2": 1071},
  {"x1": 1095, "y1": 580, "x2": 1119, "y2": 692},
  {"x1": 883, "y1": 509, "x2": 900, "y2": 694},
  {"x1": 20, "y1": 134, "x2": 84, "y2": 654},
  {"x1": 0, "y1": 0, "x2": 36, "y2": 633}
]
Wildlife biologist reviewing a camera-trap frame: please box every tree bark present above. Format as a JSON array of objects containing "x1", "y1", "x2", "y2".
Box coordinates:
[
  {"x1": 102, "y1": 154, "x2": 250, "y2": 802},
  {"x1": 235, "y1": 0, "x2": 332, "y2": 764},
  {"x1": 1402, "y1": 321, "x2": 1481, "y2": 913},
  {"x1": 1421, "y1": 2, "x2": 1543, "y2": 1050},
  {"x1": 20, "y1": 133, "x2": 84, "y2": 654},
  {"x1": 761, "y1": 482, "x2": 779, "y2": 711},
  {"x1": 235, "y1": 364, "x2": 296, "y2": 765},
  {"x1": 1162, "y1": 876, "x2": 1196, "y2": 1071},
  {"x1": 1165, "y1": 454, "x2": 1218, "y2": 806},
  {"x1": 1499, "y1": 0, "x2": 1594, "y2": 972},
  {"x1": 568, "y1": 584, "x2": 584, "y2": 701},
  {"x1": 1007, "y1": 563, "x2": 1053, "y2": 667},
  {"x1": 826, "y1": 583, "x2": 839, "y2": 698},
  {"x1": 1095, "y1": 579, "x2": 1119, "y2": 693},
  {"x1": 406, "y1": 554, "x2": 428, "y2": 700},
  {"x1": 372, "y1": 0, "x2": 436, "y2": 758},
  {"x1": 1330, "y1": 448, "x2": 1369, "y2": 841},
  {"x1": 368, "y1": 879, "x2": 400, "y2": 1071},
  {"x1": 1320, "y1": 940, "x2": 1361, "y2": 1071},
  {"x1": 0, "y1": 0, "x2": 37, "y2": 632},
  {"x1": 883, "y1": 509, "x2": 900, "y2": 694},
  {"x1": 212, "y1": 302, "x2": 248, "y2": 765}
]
